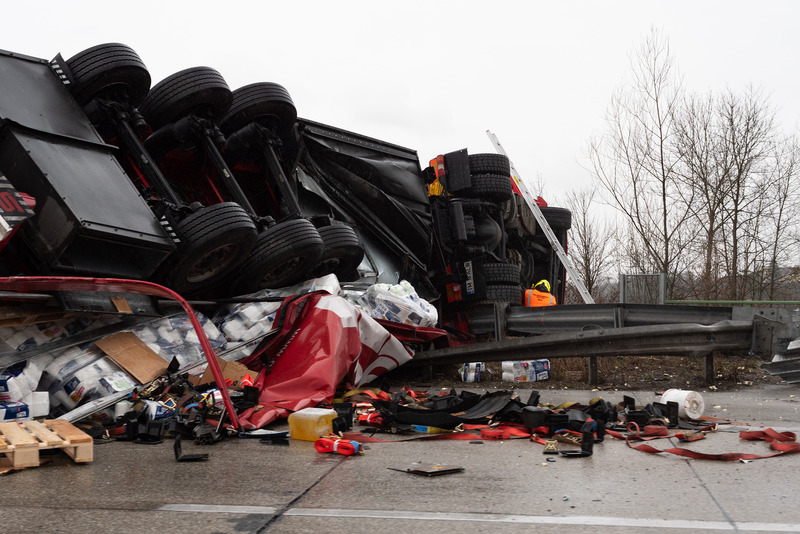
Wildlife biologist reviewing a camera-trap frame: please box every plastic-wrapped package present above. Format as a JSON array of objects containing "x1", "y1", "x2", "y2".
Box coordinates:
[
  {"x1": 50, "y1": 356, "x2": 128, "y2": 415},
  {"x1": 214, "y1": 300, "x2": 280, "y2": 362},
  {"x1": 0, "y1": 315, "x2": 121, "y2": 353},
  {"x1": 39, "y1": 345, "x2": 104, "y2": 393},
  {"x1": 0, "y1": 401, "x2": 29, "y2": 421},
  {"x1": 213, "y1": 274, "x2": 344, "y2": 362},
  {"x1": 234, "y1": 273, "x2": 342, "y2": 300},
  {"x1": 458, "y1": 362, "x2": 486, "y2": 383},
  {"x1": 129, "y1": 312, "x2": 226, "y2": 369},
  {"x1": 501, "y1": 360, "x2": 550, "y2": 382},
  {"x1": 353, "y1": 280, "x2": 438, "y2": 327},
  {"x1": 22, "y1": 391, "x2": 50, "y2": 417},
  {"x1": 0, "y1": 352, "x2": 55, "y2": 402}
]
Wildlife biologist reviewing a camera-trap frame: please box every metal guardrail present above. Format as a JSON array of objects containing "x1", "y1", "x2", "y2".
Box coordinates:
[
  {"x1": 761, "y1": 359, "x2": 800, "y2": 383},
  {"x1": 503, "y1": 303, "x2": 734, "y2": 335},
  {"x1": 667, "y1": 300, "x2": 800, "y2": 306},
  {"x1": 412, "y1": 320, "x2": 755, "y2": 385}
]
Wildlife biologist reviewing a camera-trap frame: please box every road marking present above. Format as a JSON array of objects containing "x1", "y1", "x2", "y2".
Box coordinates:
[
  {"x1": 160, "y1": 504, "x2": 800, "y2": 531},
  {"x1": 159, "y1": 504, "x2": 277, "y2": 515},
  {"x1": 285, "y1": 508, "x2": 800, "y2": 531}
]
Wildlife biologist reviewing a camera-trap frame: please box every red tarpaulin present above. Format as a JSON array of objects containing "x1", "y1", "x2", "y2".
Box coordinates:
[{"x1": 236, "y1": 291, "x2": 417, "y2": 429}]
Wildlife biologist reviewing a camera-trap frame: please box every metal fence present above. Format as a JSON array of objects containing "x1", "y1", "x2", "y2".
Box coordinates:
[{"x1": 619, "y1": 273, "x2": 666, "y2": 305}]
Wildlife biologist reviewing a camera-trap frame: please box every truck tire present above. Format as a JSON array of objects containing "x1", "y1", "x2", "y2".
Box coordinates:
[
  {"x1": 65, "y1": 43, "x2": 151, "y2": 106},
  {"x1": 310, "y1": 224, "x2": 364, "y2": 281},
  {"x1": 467, "y1": 173, "x2": 514, "y2": 202},
  {"x1": 161, "y1": 202, "x2": 258, "y2": 294},
  {"x1": 539, "y1": 206, "x2": 572, "y2": 231},
  {"x1": 468, "y1": 153, "x2": 510, "y2": 176},
  {"x1": 219, "y1": 82, "x2": 297, "y2": 136},
  {"x1": 480, "y1": 284, "x2": 522, "y2": 305},
  {"x1": 484, "y1": 262, "x2": 520, "y2": 285},
  {"x1": 139, "y1": 67, "x2": 233, "y2": 130},
  {"x1": 232, "y1": 218, "x2": 324, "y2": 293}
]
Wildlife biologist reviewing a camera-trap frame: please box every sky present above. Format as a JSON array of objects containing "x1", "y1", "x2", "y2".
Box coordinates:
[{"x1": 4, "y1": 1, "x2": 799, "y2": 206}]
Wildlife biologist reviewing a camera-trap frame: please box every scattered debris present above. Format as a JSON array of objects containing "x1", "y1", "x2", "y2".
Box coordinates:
[
  {"x1": 173, "y1": 434, "x2": 209, "y2": 462},
  {"x1": 388, "y1": 463, "x2": 464, "y2": 477}
]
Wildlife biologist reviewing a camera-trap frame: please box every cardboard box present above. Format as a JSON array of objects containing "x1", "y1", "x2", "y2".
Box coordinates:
[
  {"x1": 95, "y1": 332, "x2": 167, "y2": 384},
  {"x1": 188, "y1": 355, "x2": 250, "y2": 387}
]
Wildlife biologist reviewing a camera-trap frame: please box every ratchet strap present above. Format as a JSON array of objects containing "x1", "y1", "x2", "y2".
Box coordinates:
[
  {"x1": 315, "y1": 436, "x2": 361, "y2": 456},
  {"x1": 627, "y1": 428, "x2": 800, "y2": 461}
]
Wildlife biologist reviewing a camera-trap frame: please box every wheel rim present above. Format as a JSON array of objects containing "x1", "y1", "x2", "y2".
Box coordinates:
[
  {"x1": 258, "y1": 255, "x2": 306, "y2": 287},
  {"x1": 314, "y1": 257, "x2": 342, "y2": 274},
  {"x1": 185, "y1": 243, "x2": 240, "y2": 283}
]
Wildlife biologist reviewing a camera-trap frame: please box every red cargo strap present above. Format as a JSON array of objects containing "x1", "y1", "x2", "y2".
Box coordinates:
[
  {"x1": 460, "y1": 423, "x2": 531, "y2": 438},
  {"x1": 315, "y1": 437, "x2": 361, "y2": 455},
  {"x1": 606, "y1": 423, "x2": 672, "y2": 441},
  {"x1": 627, "y1": 428, "x2": 800, "y2": 461}
]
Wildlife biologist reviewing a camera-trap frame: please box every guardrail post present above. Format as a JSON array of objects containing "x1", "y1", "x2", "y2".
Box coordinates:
[
  {"x1": 588, "y1": 355, "x2": 598, "y2": 386},
  {"x1": 493, "y1": 302, "x2": 505, "y2": 341},
  {"x1": 704, "y1": 352, "x2": 715, "y2": 383}
]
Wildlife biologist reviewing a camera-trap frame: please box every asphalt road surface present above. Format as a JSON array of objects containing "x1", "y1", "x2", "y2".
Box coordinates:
[{"x1": 3, "y1": 384, "x2": 800, "y2": 533}]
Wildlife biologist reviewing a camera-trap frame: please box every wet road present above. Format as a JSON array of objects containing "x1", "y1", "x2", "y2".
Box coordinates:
[{"x1": 3, "y1": 384, "x2": 800, "y2": 533}]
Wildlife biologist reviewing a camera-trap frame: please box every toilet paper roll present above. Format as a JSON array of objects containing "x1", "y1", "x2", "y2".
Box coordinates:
[{"x1": 660, "y1": 389, "x2": 705, "y2": 419}]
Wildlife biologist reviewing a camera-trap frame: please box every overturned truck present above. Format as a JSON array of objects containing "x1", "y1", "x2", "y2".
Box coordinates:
[{"x1": 0, "y1": 42, "x2": 570, "y2": 334}]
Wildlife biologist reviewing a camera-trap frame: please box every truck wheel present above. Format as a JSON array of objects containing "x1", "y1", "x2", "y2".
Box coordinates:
[
  {"x1": 539, "y1": 206, "x2": 572, "y2": 231},
  {"x1": 232, "y1": 218, "x2": 324, "y2": 293},
  {"x1": 162, "y1": 202, "x2": 258, "y2": 294},
  {"x1": 311, "y1": 225, "x2": 364, "y2": 281},
  {"x1": 219, "y1": 82, "x2": 297, "y2": 136},
  {"x1": 468, "y1": 153, "x2": 510, "y2": 176},
  {"x1": 488, "y1": 284, "x2": 522, "y2": 304},
  {"x1": 65, "y1": 43, "x2": 151, "y2": 106},
  {"x1": 484, "y1": 262, "x2": 520, "y2": 285},
  {"x1": 139, "y1": 67, "x2": 233, "y2": 130},
  {"x1": 467, "y1": 173, "x2": 514, "y2": 202},
  {"x1": 479, "y1": 284, "x2": 522, "y2": 305}
]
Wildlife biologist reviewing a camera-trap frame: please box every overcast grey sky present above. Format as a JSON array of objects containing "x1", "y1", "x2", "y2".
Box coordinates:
[{"x1": 5, "y1": 1, "x2": 799, "y2": 204}]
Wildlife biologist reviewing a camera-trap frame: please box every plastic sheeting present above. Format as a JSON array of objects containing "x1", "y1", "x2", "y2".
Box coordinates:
[{"x1": 237, "y1": 291, "x2": 413, "y2": 429}]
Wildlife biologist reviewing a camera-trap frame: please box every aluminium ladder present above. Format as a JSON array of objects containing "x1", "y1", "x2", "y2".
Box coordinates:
[{"x1": 486, "y1": 130, "x2": 595, "y2": 304}]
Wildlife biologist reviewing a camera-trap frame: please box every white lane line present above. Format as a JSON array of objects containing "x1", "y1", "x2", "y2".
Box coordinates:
[
  {"x1": 159, "y1": 504, "x2": 277, "y2": 515},
  {"x1": 158, "y1": 505, "x2": 800, "y2": 532},
  {"x1": 284, "y1": 508, "x2": 800, "y2": 532}
]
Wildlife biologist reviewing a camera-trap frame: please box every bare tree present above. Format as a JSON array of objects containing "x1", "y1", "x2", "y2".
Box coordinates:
[
  {"x1": 715, "y1": 87, "x2": 778, "y2": 300},
  {"x1": 564, "y1": 188, "x2": 615, "y2": 302},
  {"x1": 763, "y1": 135, "x2": 800, "y2": 299},
  {"x1": 587, "y1": 28, "x2": 692, "y2": 296},
  {"x1": 670, "y1": 85, "x2": 799, "y2": 301},
  {"x1": 672, "y1": 92, "x2": 729, "y2": 299}
]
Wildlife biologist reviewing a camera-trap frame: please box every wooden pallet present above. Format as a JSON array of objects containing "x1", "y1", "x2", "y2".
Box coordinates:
[{"x1": 0, "y1": 419, "x2": 93, "y2": 471}]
